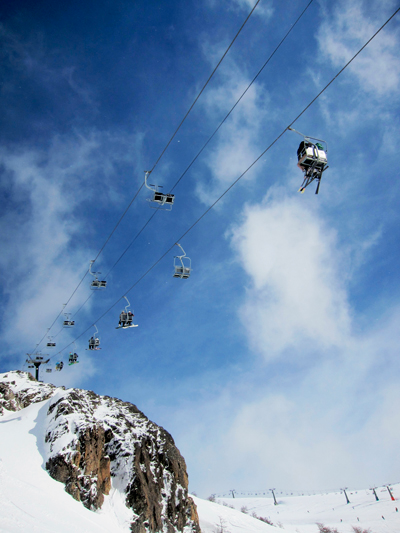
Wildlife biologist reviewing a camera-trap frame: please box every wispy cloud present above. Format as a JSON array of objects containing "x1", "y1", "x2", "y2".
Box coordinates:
[
  {"x1": 317, "y1": 0, "x2": 400, "y2": 96},
  {"x1": 229, "y1": 196, "x2": 351, "y2": 357},
  {"x1": 0, "y1": 23, "x2": 95, "y2": 104},
  {"x1": 195, "y1": 52, "x2": 269, "y2": 204},
  {"x1": 0, "y1": 130, "x2": 142, "y2": 360}
]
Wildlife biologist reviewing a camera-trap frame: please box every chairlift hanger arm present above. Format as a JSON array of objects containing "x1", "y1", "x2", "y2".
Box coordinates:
[
  {"x1": 288, "y1": 127, "x2": 327, "y2": 150},
  {"x1": 144, "y1": 171, "x2": 156, "y2": 192},
  {"x1": 174, "y1": 243, "x2": 186, "y2": 258}
]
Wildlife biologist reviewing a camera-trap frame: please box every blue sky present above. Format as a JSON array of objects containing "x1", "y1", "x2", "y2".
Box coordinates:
[{"x1": 1, "y1": 0, "x2": 400, "y2": 498}]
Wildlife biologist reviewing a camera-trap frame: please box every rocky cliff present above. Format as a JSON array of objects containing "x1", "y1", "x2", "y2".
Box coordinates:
[{"x1": 0, "y1": 371, "x2": 200, "y2": 533}]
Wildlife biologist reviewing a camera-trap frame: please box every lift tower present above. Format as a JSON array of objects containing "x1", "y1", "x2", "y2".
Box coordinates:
[{"x1": 26, "y1": 352, "x2": 50, "y2": 381}]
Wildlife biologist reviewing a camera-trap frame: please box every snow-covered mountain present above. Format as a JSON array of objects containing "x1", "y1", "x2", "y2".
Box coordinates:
[
  {"x1": 0, "y1": 371, "x2": 199, "y2": 533},
  {"x1": 1, "y1": 370, "x2": 399, "y2": 533}
]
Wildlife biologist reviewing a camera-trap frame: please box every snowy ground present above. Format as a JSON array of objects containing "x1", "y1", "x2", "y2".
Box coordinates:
[
  {"x1": 0, "y1": 398, "x2": 133, "y2": 532},
  {"x1": 196, "y1": 490, "x2": 400, "y2": 533},
  {"x1": 1, "y1": 396, "x2": 399, "y2": 533}
]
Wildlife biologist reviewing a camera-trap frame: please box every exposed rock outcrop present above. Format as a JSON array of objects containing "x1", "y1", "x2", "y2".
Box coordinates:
[{"x1": 0, "y1": 371, "x2": 200, "y2": 533}]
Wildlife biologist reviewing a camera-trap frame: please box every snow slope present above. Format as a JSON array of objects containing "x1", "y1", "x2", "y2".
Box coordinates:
[
  {"x1": 193, "y1": 496, "x2": 298, "y2": 533},
  {"x1": 212, "y1": 489, "x2": 400, "y2": 533},
  {"x1": 0, "y1": 398, "x2": 133, "y2": 532},
  {"x1": 0, "y1": 376, "x2": 399, "y2": 533}
]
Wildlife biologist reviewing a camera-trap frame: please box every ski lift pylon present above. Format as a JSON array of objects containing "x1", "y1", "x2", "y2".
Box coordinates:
[
  {"x1": 116, "y1": 296, "x2": 138, "y2": 329},
  {"x1": 144, "y1": 170, "x2": 175, "y2": 210},
  {"x1": 288, "y1": 127, "x2": 329, "y2": 194},
  {"x1": 173, "y1": 243, "x2": 191, "y2": 279}
]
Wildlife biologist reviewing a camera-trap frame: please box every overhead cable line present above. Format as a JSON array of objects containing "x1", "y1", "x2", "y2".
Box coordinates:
[
  {"x1": 51, "y1": 4, "x2": 400, "y2": 361},
  {"x1": 31, "y1": 1, "x2": 261, "y2": 355},
  {"x1": 68, "y1": 0, "x2": 313, "y2": 323},
  {"x1": 28, "y1": 268, "x2": 89, "y2": 354},
  {"x1": 171, "y1": 0, "x2": 314, "y2": 192},
  {"x1": 70, "y1": 210, "x2": 158, "y2": 321},
  {"x1": 149, "y1": 0, "x2": 261, "y2": 174}
]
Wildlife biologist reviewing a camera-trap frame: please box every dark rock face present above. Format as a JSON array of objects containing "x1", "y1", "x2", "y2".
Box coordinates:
[{"x1": 0, "y1": 371, "x2": 200, "y2": 533}]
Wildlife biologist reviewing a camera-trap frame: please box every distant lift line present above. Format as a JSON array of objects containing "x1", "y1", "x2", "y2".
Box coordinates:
[{"x1": 48, "y1": 5, "x2": 400, "y2": 360}]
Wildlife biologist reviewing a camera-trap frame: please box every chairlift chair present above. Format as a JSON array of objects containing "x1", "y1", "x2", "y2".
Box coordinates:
[
  {"x1": 173, "y1": 243, "x2": 191, "y2": 279},
  {"x1": 63, "y1": 313, "x2": 75, "y2": 328},
  {"x1": 47, "y1": 336, "x2": 56, "y2": 348},
  {"x1": 116, "y1": 296, "x2": 138, "y2": 329},
  {"x1": 87, "y1": 325, "x2": 101, "y2": 350},
  {"x1": 89, "y1": 260, "x2": 107, "y2": 290},
  {"x1": 55, "y1": 361, "x2": 64, "y2": 371},
  {"x1": 288, "y1": 127, "x2": 329, "y2": 194},
  {"x1": 144, "y1": 171, "x2": 175, "y2": 210},
  {"x1": 68, "y1": 353, "x2": 79, "y2": 365},
  {"x1": 46, "y1": 368, "x2": 52, "y2": 373}
]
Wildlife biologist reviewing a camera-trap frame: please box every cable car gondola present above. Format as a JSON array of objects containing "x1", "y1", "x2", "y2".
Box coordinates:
[
  {"x1": 89, "y1": 260, "x2": 107, "y2": 290},
  {"x1": 173, "y1": 243, "x2": 191, "y2": 279},
  {"x1": 289, "y1": 127, "x2": 329, "y2": 194},
  {"x1": 144, "y1": 170, "x2": 175, "y2": 210},
  {"x1": 116, "y1": 296, "x2": 138, "y2": 329}
]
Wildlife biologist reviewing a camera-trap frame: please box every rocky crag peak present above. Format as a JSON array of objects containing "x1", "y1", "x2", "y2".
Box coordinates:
[{"x1": 0, "y1": 370, "x2": 200, "y2": 533}]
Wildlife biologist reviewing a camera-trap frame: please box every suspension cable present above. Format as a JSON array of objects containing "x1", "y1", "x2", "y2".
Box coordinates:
[
  {"x1": 50, "y1": 4, "x2": 400, "y2": 361},
  {"x1": 149, "y1": 0, "x2": 261, "y2": 174},
  {"x1": 32, "y1": 2, "x2": 261, "y2": 354},
  {"x1": 65, "y1": 0, "x2": 314, "y2": 328},
  {"x1": 171, "y1": 0, "x2": 314, "y2": 192}
]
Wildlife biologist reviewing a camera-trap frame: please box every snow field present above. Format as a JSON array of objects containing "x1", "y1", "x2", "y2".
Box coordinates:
[
  {"x1": 0, "y1": 399, "x2": 133, "y2": 532},
  {"x1": 212, "y1": 489, "x2": 400, "y2": 533}
]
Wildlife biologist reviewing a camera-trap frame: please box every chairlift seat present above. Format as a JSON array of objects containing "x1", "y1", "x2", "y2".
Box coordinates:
[
  {"x1": 297, "y1": 143, "x2": 327, "y2": 171},
  {"x1": 153, "y1": 192, "x2": 175, "y2": 206},
  {"x1": 47, "y1": 342, "x2": 56, "y2": 347},
  {"x1": 173, "y1": 266, "x2": 191, "y2": 279},
  {"x1": 46, "y1": 368, "x2": 52, "y2": 373},
  {"x1": 90, "y1": 279, "x2": 107, "y2": 289},
  {"x1": 63, "y1": 320, "x2": 75, "y2": 327},
  {"x1": 88, "y1": 337, "x2": 100, "y2": 350}
]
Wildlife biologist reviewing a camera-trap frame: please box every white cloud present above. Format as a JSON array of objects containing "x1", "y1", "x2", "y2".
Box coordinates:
[
  {"x1": 317, "y1": 0, "x2": 400, "y2": 96},
  {"x1": 172, "y1": 307, "x2": 400, "y2": 496},
  {"x1": 204, "y1": 0, "x2": 273, "y2": 19},
  {"x1": 0, "y1": 130, "x2": 142, "y2": 361},
  {"x1": 195, "y1": 54, "x2": 269, "y2": 205},
  {"x1": 174, "y1": 191, "x2": 400, "y2": 496},
  {"x1": 230, "y1": 196, "x2": 351, "y2": 357},
  {"x1": 231, "y1": 0, "x2": 273, "y2": 19}
]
